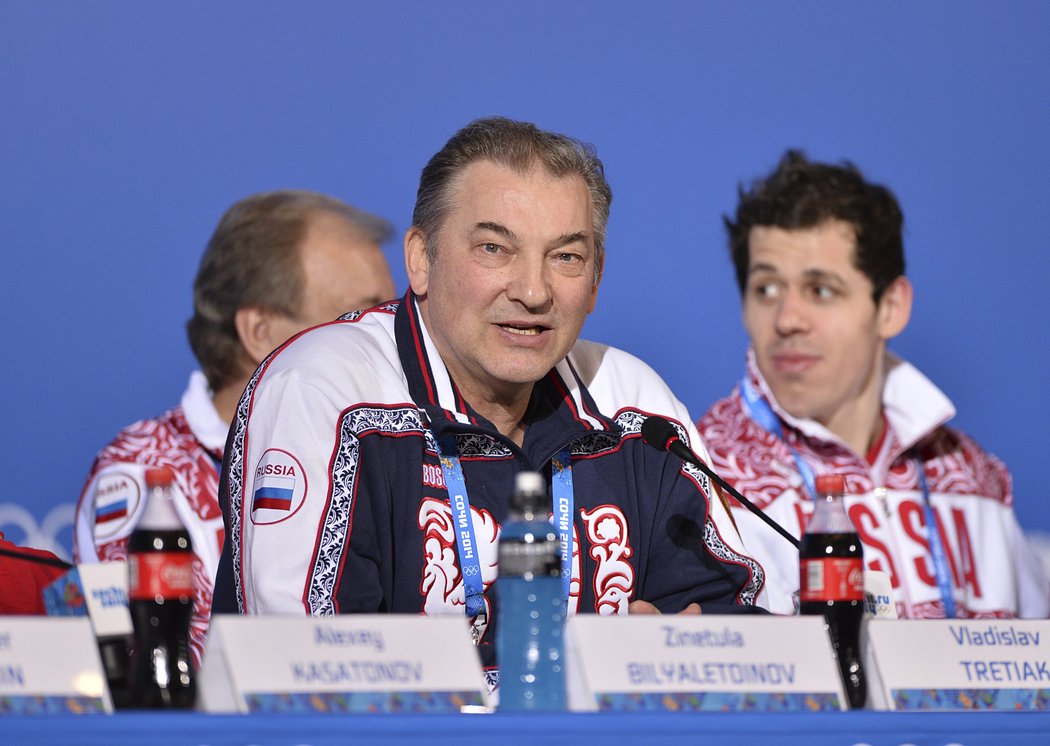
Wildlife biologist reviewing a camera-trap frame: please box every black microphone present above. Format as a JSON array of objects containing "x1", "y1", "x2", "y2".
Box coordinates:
[{"x1": 641, "y1": 415, "x2": 800, "y2": 550}]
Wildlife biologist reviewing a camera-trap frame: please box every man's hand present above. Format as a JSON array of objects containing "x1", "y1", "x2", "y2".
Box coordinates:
[{"x1": 628, "y1": 600, "x2": 702, "y2": 615}]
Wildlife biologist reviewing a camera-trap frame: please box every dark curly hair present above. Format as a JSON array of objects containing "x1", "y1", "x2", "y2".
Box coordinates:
[{"x1": 725, "y1": 150, "x2": 905, "y2": 302}]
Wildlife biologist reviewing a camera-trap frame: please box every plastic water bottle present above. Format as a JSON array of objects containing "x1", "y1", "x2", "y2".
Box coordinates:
[
  {"x1": 799, "y1": 473, "x2": 866, "y2": 709},
  {"x1": 127, "y1": 466, "x2": 196, "y2": 708},
  {"x1": 496, "y1": 471, "x2": 566, "y2": 711}
]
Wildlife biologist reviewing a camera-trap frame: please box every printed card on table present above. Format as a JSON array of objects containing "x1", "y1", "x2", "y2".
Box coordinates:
[
  {"x1": 565, "y1": 614, "x2": 846, "y2": 712},
  {"x1": 198, "y1": 615, "x2": 489, "y2": 714},
  {"x1": 865, "y1": 619, "x2": 1050, "y2": 710},
  {"x1": 0, "y1": 617, "x2": 111, "y2": 714}
]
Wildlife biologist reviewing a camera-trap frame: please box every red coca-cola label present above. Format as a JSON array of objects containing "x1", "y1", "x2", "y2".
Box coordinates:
[
  {"x1": 800, "y1": 557, "x2": 864, "y2": 602},
  {"x1": 128, "y1": 552, "x2": 195, "y2": 600}
]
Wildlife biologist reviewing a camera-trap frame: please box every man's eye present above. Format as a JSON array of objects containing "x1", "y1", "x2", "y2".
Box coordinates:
[
  {"x1": 752, "y1": 282, "x2": 780, "y2": 300},
  {"x1": 550, "y1": 251, "x2": 588, "y2": 276},
  {"x1": 481, "y1": 243, "x2": 502, "y2": 254},
  {"x1": 811, "y1": 285, "x2": 836, "y2": 300}
]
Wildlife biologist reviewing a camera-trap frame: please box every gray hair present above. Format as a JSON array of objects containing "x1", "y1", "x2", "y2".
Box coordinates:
[
  {"x1": 186, "y1": 190, "x2": 393, "y2": 391},
  {"x1": 411, "y1": 117, "x2": 612, "y2": 286}
]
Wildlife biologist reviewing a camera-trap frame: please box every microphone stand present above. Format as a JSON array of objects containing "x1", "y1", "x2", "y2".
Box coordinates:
[
  {"x1": 642, "y1": 416, "x2": 800, "y2": 550},
  {"x1": 678, "y1": 447, "x2": 800, "y2": 550}
]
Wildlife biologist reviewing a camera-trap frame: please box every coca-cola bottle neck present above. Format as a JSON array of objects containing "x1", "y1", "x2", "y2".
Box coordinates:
[
  {"x1": 138, "y1": 475, "x2": 184, "y2": 531},
  {"x1": 807, "y1": 490, "x2": 855, "y2": 534}
]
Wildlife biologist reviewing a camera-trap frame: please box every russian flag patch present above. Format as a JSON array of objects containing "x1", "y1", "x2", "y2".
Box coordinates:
[
  {"x1": 96, "y1": 499, "x2": 129, "y2": 523},
  {"x1": 250, "y1": 448, "x2": 308, "y2": 525},
  {"x1": 252, "y1": 477, "x2": 295, "y2": 512},
  {"x1": 92, "y1": 469, "x2": 141, "y2": 540}
]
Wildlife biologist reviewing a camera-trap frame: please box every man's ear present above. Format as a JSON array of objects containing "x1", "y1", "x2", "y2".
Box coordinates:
[
  {"x1": 586, "y1": 253, "x2": 603, "y2": 313},
  {"x1": 234, "y1": 306, "x2": 282, "y2": 366},
  {"x1": 877, "y1": 275, "x2": 913, "y2": 340},
  {"x1": 404, "y1": 227, "x2": 430, "y2": 297},
  {"x1": 586, "y1": 280, "x2": 600, "y2": 314}
]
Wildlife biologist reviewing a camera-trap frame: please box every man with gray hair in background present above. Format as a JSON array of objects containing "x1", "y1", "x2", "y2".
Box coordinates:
[{"x1": 74, "y1": 190, "x2": 397, "y2": 665}]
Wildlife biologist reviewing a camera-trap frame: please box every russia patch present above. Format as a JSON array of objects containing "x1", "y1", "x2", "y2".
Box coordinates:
[
  {"x1": 251, "y1": 448, "x2": 308, "y2": 525},
  {"x1": 252, "y1": 478, "x2": 294, "y2": 511},
  {"x1": 93, "y1": 469, "x2": 141, "y2": 541}
]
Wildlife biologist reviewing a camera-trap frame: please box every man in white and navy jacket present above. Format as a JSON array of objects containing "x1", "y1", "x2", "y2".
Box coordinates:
[{"x1": 213, "y1": 117, "x2": 766, "y2": 680}]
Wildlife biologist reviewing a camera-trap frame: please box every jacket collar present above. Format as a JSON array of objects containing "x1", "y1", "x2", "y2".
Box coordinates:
[
  {"x1": 181, "y1": 370, "x2": 228, "y2": 457},
  {"x1": 394, "y1": 292, "x2": 617, "y2": 460},
  {"x1": 744, "y1": 347, "x2": 956, "y2": 453}
]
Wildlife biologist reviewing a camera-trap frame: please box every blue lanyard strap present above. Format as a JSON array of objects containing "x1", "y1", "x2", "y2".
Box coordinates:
[
  {"x1": 435, "y1": 435, "x2": 487, "y2": 619},
  {"x1": 915, "y1": 458, "x2": 956, "y2": 618},
  {"x1": 551, "y1": 450, "x2": 575, "y2": 605},
  {"x1": 435, "y1": 433, "x2": 575, "y2": 618},
  {"x1": 740, "y1": 376, "x2": 816, "y2": 501}
]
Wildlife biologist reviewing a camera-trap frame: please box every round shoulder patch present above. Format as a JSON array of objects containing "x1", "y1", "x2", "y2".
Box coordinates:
[
  {"x1": 250, "y1": 448, "x2": 308, "y2": 525},
  {"x1": 93, "y1": 469, "x2": 142, "y2": 541}
]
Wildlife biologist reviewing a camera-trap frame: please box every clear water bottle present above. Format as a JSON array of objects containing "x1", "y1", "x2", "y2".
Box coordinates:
[
  {"x1": 496, "y1": 471, "x2": 566, "y2": 711},
  {"x1": 799, "y1": 473, "x2": 866, "y2": 709},
  {"x1": 127, "y1": 466, "x2": 196, "y2": 708}
]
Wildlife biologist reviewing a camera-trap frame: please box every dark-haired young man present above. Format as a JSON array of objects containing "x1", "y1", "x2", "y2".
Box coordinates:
[{"x1": 699, "y1": 150, "x2": 1048, "y2": 619}]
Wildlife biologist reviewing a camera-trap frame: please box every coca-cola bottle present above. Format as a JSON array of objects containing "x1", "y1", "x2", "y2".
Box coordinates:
[
  {"x1": 799, "y1": 473, "x2": 866, "y2": 709},
  {"x1": 127, "y1": 466, "x2": 196, "y2": 708}
]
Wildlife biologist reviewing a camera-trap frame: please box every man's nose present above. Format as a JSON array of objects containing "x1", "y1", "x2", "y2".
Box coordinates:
[
  {"x1": 774, "y1": 289, "x2": 809, "y2": 336},
  {"x1": 506, "y1": 255, "x2": 553, "y2": 310}
]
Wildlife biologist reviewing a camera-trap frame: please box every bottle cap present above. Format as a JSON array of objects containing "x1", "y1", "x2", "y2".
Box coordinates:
[
  {"x1": 145, "y1": 466, "x2": 175, "y2": 488},
  {"x1": 511, "y1": 471, "x2": 547, "y2": 512},
  {"x1": 814, "y1": 474, "x2": 846, "y2": 495}
]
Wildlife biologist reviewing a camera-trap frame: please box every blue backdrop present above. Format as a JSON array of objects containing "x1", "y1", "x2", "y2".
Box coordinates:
[{"x1": 2, "y1": 2, "x2": 1047, "y2": 560}]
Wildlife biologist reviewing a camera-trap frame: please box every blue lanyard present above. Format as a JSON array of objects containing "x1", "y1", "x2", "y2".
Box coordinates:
[
  {"x1": 435, "y1": 434, "x2": 575, "y2": 618},
  {"x1": 740, "y1": 376, "x2": 956, "y2": 618},
  {"x1": 436, "y1": 436, "x2": 487, "y2": 619},
  {"x1": 551, "y1": 451, "x2": 575, "y2": 605},
  {"x1": 740, "y1": 376, "x2": 816, "y2": 500},
  {"x1": 916, "y1": 462, "x2": 956, "y2": 618}
]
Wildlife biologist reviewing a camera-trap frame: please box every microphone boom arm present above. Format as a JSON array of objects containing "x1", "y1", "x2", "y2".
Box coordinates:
[
  {"x1": 677, "y1": 447, "x2": 800, "y2": 550},
  {"x1": 641, "y1": 415, "x2": 800, "y2": 550}
]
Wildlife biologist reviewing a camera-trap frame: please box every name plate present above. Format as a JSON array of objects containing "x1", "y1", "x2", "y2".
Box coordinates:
[
  {"x1": 199, "y1": 615, "x2": 489, "y2": 714},
  {"x1": 865, "y1": 619, "x2": 1050, "y2": 710},
  {"x1": 565, "y1": 615, "x2": 846, "y2": 712},
  {"x1": 0, "y1": 618, "x2": 111, "y2": 714},
  {"x1": 44, "y1": 563, "x2": 132, "y2": 639}
]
